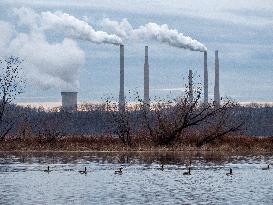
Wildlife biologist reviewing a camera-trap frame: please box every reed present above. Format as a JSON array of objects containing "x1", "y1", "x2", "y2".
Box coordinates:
[{"x1": 0, "y1": 134, "x2": 272, "y2": 154}]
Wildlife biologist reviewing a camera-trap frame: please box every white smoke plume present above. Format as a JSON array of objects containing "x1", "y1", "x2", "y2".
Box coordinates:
[
  {"x1": 0, "y1": 8, "x2": 123, "y2": 91},
  {"x1": 101, "y1": 18, "x2": 207, "y2": 52},
  {"x1": 0, "y1": 19, "x2": 85, "y2": 91},
  {"x1": 41, "y1": 11, "x2": 123, "y2": 45},
  {"x1": 13, "y1": 7, "x2": 123, "y2": 45},
  {"x1": 0, "y1": 8, "x2": 87, "y2": 91},
  {"x1": 8, "y1": 31, "x2": 85, "y2": 91}
]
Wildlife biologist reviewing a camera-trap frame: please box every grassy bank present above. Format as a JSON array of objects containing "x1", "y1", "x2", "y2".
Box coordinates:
[{"x1": 0, "y1": 135, "x2": 273, "y2": 154}]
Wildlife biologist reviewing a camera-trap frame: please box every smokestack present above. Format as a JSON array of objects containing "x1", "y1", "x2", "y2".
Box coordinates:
[
  {"x1": 214, "y1": 50, "x2": 220, "y2": 106},
  {"x1": 188, "y1": 69, "x2": 193, "y2": 103},
  {"x1": 144, "y1": 46, "x2": 150, "y2": 110},
  {"x1": 119, "y1": 45, "x2": 125, "y2": 111},
  {"x1": 61, "y1": 91, "x2": 77, "y2": 112},
  {"x1": 204, "y1": 51, "x2": 208, "y2": 105}
]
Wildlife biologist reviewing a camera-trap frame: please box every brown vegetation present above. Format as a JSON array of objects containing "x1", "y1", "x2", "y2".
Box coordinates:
[
  {"x1": 0, "y1": 134, "x2": 273, "y2": 154},
  {"x1": 0, "y1": 56, "x2": 272, "y2": 155}
]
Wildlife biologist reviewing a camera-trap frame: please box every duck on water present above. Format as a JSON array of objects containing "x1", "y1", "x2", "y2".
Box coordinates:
[
  {"x1": 79, "y1": 167, "x2": 87, "y2": 174},
  {"x1": 226, "y1": 168, "x2": 232, "y2": 176},
  {"x1": 159, "y1": 164, "x2": 164, "y2": 171},
  {"x1": 262, "y1": 165, "x2": 270, "y2": 170},
  {"x1": 44, "y1": 166, "x2": 51, "y2": 173},
  {"x1": 115, "y1": 167, "x2": 123, "y2": 174},
  {"x1": 183, "y1": 167, "x2": 191, "y2": 175}
]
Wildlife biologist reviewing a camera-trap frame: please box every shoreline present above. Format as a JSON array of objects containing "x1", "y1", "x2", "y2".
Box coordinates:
[
  {"x1": 0, "y1": 148, "x2": 272, "y2": 156},
  {"x1": 1, "y1": 135, "x2": 273, "y2": 156}
]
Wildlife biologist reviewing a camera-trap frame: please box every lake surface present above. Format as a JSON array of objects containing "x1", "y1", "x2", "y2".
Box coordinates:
[{"x1": 0, "y1": 152, "x2": 273, "y2": 205}]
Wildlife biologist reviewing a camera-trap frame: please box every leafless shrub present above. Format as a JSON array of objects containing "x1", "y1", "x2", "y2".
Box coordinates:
[
  {"x1": 0, "y1": 56, "x2": 25, "y2": 141},
  {"x1": 105, "y1": 98, "x2": 133, "y2": 147},
  {"x1": 141, "y1": 87, "x2": 244, "y2": 147},
  {"x1": 33, "y1": 111, "x2": 70, "y2": 144},
  {"x1": 36, "y1": 122, "x2": 64, "y2": 143},
  {"x1": 16, "y1": 116, "x2": 33, "y2": 141}
]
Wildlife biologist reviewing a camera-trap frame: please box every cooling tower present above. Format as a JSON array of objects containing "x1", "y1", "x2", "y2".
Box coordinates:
[
  {"x1": 214, "y1": 50, "x2": 220, "y2": 106},
  {"x1": 119, "y1": 44, "x2": 125, "y2": 111},
  {"x1": 61, "y1": 91, "x2": 77, "y2": 112},
  {"x1": 144, "y1": 45, "x2": 150, "y2": 110},
  {"x1": 204, "y1": 51, "x2": 208, "y2": 105},
  {"x1": 188, "y1": 69, "x2": 193, "y2": 103}
]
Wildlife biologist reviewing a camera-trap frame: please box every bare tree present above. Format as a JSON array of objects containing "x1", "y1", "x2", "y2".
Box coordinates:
[
  {"x1": 142, "y1": 88, "x2": 244, "y2": 146},
  {"x1": 105, "y1": 98, "x2": 133, "y2": 147},
  {"x1": 0, "y1": 56, "x2": 25, "y2": 140},
  {"x1": 36, "y1": 115, "x2": 65, "y2": 143},
  {"x1": 195, "y1": 101, "x2": 244, "y2": 147}
]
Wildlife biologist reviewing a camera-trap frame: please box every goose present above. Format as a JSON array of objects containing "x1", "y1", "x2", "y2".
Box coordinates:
[
  {"x1": 226, "y1": 168, "x2": 232, "y2": 176},
  {"x1": 44, "y1": 166, "x2": 51, "y2": 173},
  {"x1": 183, "y1": 167, "x2": 191, "y2": 175},
  {"x1": 115, "y1": 167, "x2": 123, "y2": 174},
  {"x1": 160, "y1": 164, "x2": 164, "y2": 171},
  {"x1": 262, "y1": 165, "x2": 270, "y2": 170},
  {"x1": 79, "y1": 167, "x2": 87, "y2": 174}
]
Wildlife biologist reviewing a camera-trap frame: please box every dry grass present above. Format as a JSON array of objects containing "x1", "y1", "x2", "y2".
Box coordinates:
[{"x1": 0, "y1": 134, "x2": 273, "y2": 154}]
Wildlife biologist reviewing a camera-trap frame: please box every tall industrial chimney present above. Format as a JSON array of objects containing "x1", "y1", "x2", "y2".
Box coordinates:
[
  {"x1": 119, "y1": 45, "x2": 125, "y2": 111},
  {"x1": 61, "y1": 91, "x2": 77, "y2": 112},
  {"x1": 204, "y1": 51, "x2": 208, "y2": 105},
  {"x1": 214, "y1": 50, "x2": 220, "y2": 106},
  {"x1": 144, "y1": 46, "x2": 150, "y2": 110},
  {"x1": 188, "y1": 69, "x2": 193, "y2": 103}
]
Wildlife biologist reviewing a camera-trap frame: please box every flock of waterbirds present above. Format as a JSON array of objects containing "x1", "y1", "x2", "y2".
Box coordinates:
[{"x1": 42, "y1": 164, "x2": 271, "y2": 175}]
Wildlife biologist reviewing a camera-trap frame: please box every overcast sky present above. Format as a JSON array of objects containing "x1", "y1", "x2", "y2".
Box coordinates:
[{"x1": 0, "y1": 0, "x2": 272, "y2": 105}]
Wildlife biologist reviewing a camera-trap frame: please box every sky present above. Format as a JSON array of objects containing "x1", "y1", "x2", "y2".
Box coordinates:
[{"x1": 0, "y1": 0, "x2": 273, "y2": 106}]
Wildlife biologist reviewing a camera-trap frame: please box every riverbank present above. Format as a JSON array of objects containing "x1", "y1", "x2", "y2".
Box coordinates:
[{"x1": 0, "y1": 135, "x2": 273, "y2": 154}]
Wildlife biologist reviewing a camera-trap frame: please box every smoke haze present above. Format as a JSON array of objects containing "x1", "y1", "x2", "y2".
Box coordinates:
[
  {"x1": 0, "y1": 8, "x2": 123, "y2": 91},
  {"x1": 0, "y1": 7, "x2": 206, "y2": 94},
  {"x1": 101, "y1": 18, "x2": 207, "y2": 52},
  {"x1": 41, "y1": 11, "x2": 123, "y2": 45}
]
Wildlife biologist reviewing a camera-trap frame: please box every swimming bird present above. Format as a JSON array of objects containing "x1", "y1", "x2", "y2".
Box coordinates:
[
  {"x1": 79, "y1": 167, "x2": 87, "y2": 174},
  {"x1": 44, "y1": 166, "x2": 51, "y2": 173},
  {"x1": 183, "y1": 167, "x2": 191, "y2": 175},
  {"x1": 262, "y1": 165, "x2": 270, "y2": 170},
  {"x1": 160, "y1": 164, "x2": 164, "y2": 171},
  {"x1": 115, "y1": 167, "x2": 123, "y2": 174},
  {"x1": 226, "y1": 168, "x2": 232, "y2": 176}
]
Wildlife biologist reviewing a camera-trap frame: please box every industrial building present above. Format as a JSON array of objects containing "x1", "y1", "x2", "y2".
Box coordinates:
[
  {"x1": 61, "y1": 91, "x2": 77, "y2": 112},
  {"x1": 61, "y1": 47, "x2": 221, "y2": 111},
  {"x1": 214, "y1": 50, "x2": 220, "y2": 106},
  {"x1": 119, "y1": 44, "x2": 125, "y2": 112},
  {"x1": 144, "y1": 45, "x2": 150, "y2": 110}
]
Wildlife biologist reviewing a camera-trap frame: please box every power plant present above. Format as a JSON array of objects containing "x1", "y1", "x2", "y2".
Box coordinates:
[
  {"x1": 60, "y1": 46, "x2": 221, "y2": 111},
  {"x1": 214, "y1": 50, "x2": 220, "y2": 106},
  {"x1": 144, "y1": 46, "x2": 150, "y2": 110},
  {"x1": 61, "y1": 91, "x2": 77, "y2": 112}
]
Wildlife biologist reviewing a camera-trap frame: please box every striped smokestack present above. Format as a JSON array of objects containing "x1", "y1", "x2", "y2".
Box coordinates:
[
  {"x1": 188, "y1": 69, "x2": 193, "y2": 103},
  {"x1": 144, "y1": 46, "x2": 150, "y2": 110},
  {"x1": 214, "y1": 50, "x2": 220, "y2": 106},
  {"x1": 204, "y1": 51, "x2": 208, "y2": 105},
  {"x1": 119, "y1": 44, "x2": 125, "y2": 111}
]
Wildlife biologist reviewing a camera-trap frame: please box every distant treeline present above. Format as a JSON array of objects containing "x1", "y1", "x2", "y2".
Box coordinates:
[
  {"x1": 9, "y1": 103, "x2": 273, "y2": 137},
  {"x1": 2, "y1": 56, "x2": 271, "y2": 149}
]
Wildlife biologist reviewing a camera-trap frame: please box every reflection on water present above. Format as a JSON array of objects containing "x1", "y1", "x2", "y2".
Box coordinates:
[{"x1": 0, "y1": 152, "x2": 273, "y2": 204}]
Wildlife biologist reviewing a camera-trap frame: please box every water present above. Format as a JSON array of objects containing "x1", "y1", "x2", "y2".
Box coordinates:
[{"x1": 0, "y1": 152, "x2": 273, "y2": 204}]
